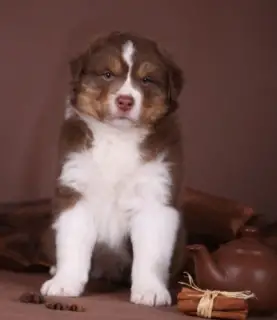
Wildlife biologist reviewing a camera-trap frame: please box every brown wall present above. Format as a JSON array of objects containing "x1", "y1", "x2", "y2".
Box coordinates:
[{"x1": 0, "y1": 1, "x2": 276, "y2": 217}]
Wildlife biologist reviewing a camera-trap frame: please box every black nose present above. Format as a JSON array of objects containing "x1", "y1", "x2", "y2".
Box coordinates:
[{"x1": 116, "y1": 95, "x2": 134, "y2": 112}]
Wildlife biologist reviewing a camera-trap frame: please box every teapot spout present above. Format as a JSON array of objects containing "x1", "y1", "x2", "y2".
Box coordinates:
[{"x1": 187, "y1": 244, "x2": 225, "y2": 289}]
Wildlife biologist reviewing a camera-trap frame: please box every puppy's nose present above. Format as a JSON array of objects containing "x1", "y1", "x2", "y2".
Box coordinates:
[{"x1": 116, "y1": 95, "x2": 134, "y2": 112}]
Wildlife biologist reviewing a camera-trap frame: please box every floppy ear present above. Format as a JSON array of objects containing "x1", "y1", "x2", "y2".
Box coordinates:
[
  {"x1": 68, "y1": 53, "x2": 87, "y2": 106},
  {"x1": 69, "y1": 32, "x2": 110, "y2": 82},
  {"x1": 69, "y1": 34, "x2": 109, "y2": 105},
  {"x1": 167, "y1": 58, "x2": 184, "y2": 111},
  {"x1": 70, "y1": 54, "x2": 86, "y2": 82},
  {"x1": 158, "y1": 47, "x2": 184, "y2": 112}
]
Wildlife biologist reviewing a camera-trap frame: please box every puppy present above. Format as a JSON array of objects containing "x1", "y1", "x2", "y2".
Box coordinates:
[{"x1": 41, "y1": 31, "x2": 186, "y2": 307}]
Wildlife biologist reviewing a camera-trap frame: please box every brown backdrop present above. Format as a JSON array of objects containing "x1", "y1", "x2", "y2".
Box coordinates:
[{"x1": 0, "y1": 0, "x2": 276, "y2": 217}]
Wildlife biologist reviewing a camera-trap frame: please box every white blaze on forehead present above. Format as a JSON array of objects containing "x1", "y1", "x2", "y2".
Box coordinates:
[
  {"x1": 109, "y1": 40, "x2": 142, "y2": 125},
  {"x1": 122, "y1": 41, "x2": 135, "y2": 69}
]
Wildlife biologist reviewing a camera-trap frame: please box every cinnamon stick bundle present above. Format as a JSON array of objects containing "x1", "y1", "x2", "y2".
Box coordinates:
[
  {"x1": 177, "y1": 287, "x2": 248, "y2": 320},
  {"x1": 178, "y1": 298, "x2": 247, "y2": 312},
  {"x1": 178, "y1": 288, "x2": 248, "y2": 311}
]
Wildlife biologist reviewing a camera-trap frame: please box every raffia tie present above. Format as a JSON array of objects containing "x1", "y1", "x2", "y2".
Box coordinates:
[{"x1": 179, "y1": 272, "x2": 256, "y2": 318}]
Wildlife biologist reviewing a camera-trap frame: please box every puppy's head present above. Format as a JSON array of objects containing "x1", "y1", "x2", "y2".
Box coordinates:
[{"x1": 70, "y1": 32, "x2": 184, "y2": 127}]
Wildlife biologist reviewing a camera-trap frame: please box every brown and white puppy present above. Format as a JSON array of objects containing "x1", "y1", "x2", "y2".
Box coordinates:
[{"x1": 41, "y1": 32, "x2": 186, "y2": 307}]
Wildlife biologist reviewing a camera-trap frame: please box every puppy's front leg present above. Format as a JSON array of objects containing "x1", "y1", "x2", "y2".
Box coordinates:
[
  {"x1": 130, "y1": 204, "x2": 179, "y2": 306},
  {"x1": 41, "y1": 200, "x2": 96, "y2": 297}
]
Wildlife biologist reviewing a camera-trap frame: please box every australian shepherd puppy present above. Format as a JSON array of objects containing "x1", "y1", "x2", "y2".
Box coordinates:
[{"x1": 41, "y1": 31, "x2": 186, "y2": 307}]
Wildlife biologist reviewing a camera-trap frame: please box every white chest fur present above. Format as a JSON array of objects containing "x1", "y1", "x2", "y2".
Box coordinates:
[
  {"x1": 59, "y1": 118, "x2": 149, "y2": 247},
  {"x1": 44, "y1": 118, "x2": 178, "y2": 302}
]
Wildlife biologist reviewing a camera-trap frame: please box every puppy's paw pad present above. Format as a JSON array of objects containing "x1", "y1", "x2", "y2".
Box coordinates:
[
  {"x1": 40, "y1": 276, "x2": 84, "y2": 297},
  {"x1": 131, "y1": 284, "x2": 171, "y2": 306}
]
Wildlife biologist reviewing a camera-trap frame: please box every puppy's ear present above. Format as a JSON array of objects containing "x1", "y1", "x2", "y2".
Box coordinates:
[
  {"x1": 69, "y1": 53, "x2": 87, "y2": 106},
  {"x1": 69, "y1": 34, "x2": 107, "y2": 105},
  {"x1": 167, "y1": 58, "x2": 184, "y2": 111},
  {"x1": 159, "y1": 47, "x2": 184, "y2": 112},
  {"x1": 69, "y1": 53, "x2": 86, "y2": 82},
  {"x1": 69, "y1": 33, "x2": 108, "y2": 81}
]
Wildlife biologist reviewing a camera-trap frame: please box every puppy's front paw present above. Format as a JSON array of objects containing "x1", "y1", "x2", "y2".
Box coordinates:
[
  {"x1": 40, "y1": 275, "x2": 85, "y2": 297},
  {"x1": 131, "y1": 281, "x2": 171, "y2": 307}
]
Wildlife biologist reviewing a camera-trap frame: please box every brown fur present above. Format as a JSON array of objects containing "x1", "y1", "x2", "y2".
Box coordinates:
[
  {"x1": 76, "y1": 84, "x2": 110, "y2": 120},
  {"x1": 58, "y1": 115, "x2": 93, "y2": 162},
  {"x1": 53, "y1": 185, "x2": 81, "y2": 216},
  {"x1": 44, "y1": 116, "x2": 93, "y2": 264},
  {"x1": 54, "y1": 115, "x2": 93, "y2": 215},
  {"x1": 137, "y1": 61, "x2": 158, "y2": 78},
  {"x1": 52, "y1": 31, "x2": 186, "y2": 284},
  {"x1": 69, "y1": 31, "x2": 184, "y2": 125}
]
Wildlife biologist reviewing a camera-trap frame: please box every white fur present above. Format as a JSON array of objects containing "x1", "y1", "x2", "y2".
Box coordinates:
[
  {"x1": 122, "y1": 41, "x2": 134, "y2": 66},
  {"x1": 109, "y1": 41, "x2": 143, "y2": 125},
  {"x1": 41, "y1": 41, "x2": 180, "y2": 306},
  {"x1": 130, "y1": 205, "x2": 179, "y2": 306},
  {"x1": 41, "y1": 200, "x2": 96, "y2": 296}
]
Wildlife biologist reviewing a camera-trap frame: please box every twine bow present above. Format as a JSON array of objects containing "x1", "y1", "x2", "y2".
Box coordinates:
[{"x1": 179, "y1": 272, "x2": 256, "y2": 318}]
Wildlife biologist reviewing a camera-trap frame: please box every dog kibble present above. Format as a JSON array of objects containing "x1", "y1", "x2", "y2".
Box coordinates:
[
  {"x1": 45, "y1": 302, "x2": 85, "y2": 312},
  {"x1": 19, "y1": 292, "x2": 45, "y2": 304}
]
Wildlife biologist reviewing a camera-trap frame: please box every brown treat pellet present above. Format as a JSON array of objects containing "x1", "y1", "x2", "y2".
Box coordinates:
[
  {"x1": 68, "y1": 304, "x2": 85, "y2": 312},
  {"x1": 19, "y1": 292, "x2": 45, "y2": 304},
  {"x1": 45, "y1": 302, "x2": 67, "y2": 310},
  {"x1": 45, "y1": 302, "x2": 85, "y2": 312}
]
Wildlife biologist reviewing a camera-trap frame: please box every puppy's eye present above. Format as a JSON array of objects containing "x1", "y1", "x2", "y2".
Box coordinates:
[
  {"x1": 102, "y1": 71, "x2": 114, "y2": 80},
  {"x1": 141, "y1": 76, "x2": 153, "y2": 85}
]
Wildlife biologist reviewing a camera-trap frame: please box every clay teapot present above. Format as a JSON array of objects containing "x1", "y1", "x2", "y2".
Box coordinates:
[{"x1": 188, "y1": 226, "x2": 277, "y2": 314}]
